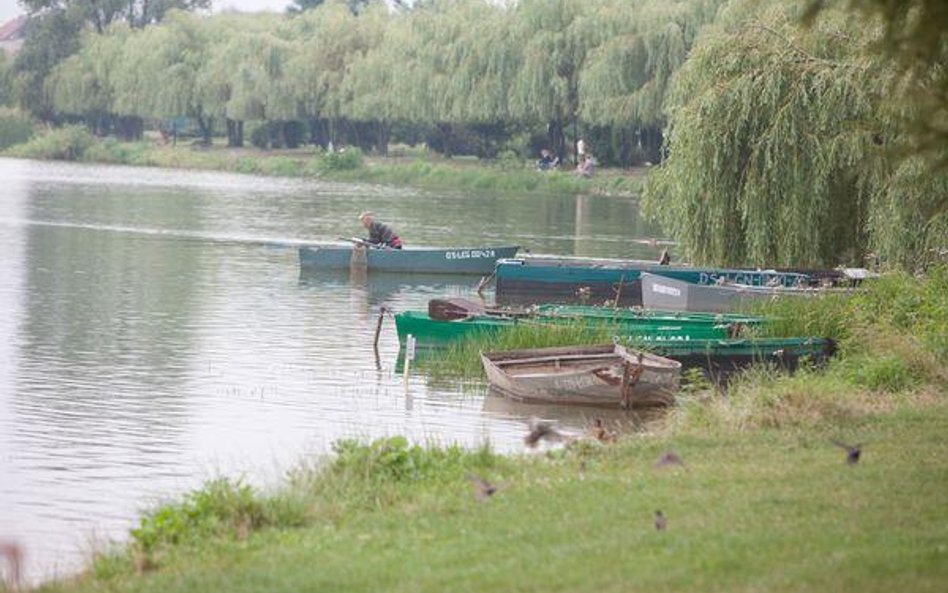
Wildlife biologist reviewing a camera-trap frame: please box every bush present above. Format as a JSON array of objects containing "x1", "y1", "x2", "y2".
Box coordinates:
[
  {"x1": 0, "y1": 107, "x2": 35, "y2": 150},
  {"x1": 317, "y1": 147, "x2": 364, "y2": 172},
  {"x1": 5, "y1": 124, "x2": 95, "y2": 161}
]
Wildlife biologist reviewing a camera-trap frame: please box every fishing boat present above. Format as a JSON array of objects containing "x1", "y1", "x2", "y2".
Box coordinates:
[
  {"x1": 480, "y1": 343, "x2": 681, "y2": 408},
  {"x1": 299, "y1": 242, "x2": 519, "y2": 275},
  {"x1": 394, "y1": 305, "x2": 763, "y2": 348},
  {"x1": 493, "y1": 257, "x2": 812, "y2": 306},
  {"x1": 640, "y1": 272, "x2": 854, "y2": 313},
  {"x1": 636, "y1": 336, "x2": 836, "y2": 381}
]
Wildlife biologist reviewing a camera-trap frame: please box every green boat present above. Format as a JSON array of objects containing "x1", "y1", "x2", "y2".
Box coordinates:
[
  {"x1": 395, "y1": 306, "x2": 763, "y2": 348},
  {"x1": 632, "y1": 337, "x2": 836, "y2": 381}
]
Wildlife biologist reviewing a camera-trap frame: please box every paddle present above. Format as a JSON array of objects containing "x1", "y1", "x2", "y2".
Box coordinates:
[{"x1": 337, "y1": 236, "x2": 383, "y2": 249}]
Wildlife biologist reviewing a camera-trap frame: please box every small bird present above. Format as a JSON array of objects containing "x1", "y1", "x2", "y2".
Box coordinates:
[
  {"x1": 831, "y1": 439, "x2": 862, "y2": 464},
  {"x1": 466, "y1": 473, "x2": 499, "y2": 501},
  {"x1": 524, "y1": 417, "x2": 565, "y2": 448},
  {"x1": 654, "y1": 450, "x2": 685, "y2": 469},
  {"x1": 654, "y1": 510, "x2": 667, "y2": 531},
  {"x1": 588, "y1": 417, "x2": 617, "y2": 443}
]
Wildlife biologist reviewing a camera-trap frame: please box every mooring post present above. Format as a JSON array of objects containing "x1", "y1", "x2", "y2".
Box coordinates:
[
  {"x1": 403, "y1": 334, "x2": 416, "y2": 389},
  {"x1": 373, "y1": 306, "x2": 387, "y2": 353}
]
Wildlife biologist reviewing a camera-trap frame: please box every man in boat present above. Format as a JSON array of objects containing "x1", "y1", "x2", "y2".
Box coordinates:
[{"x1": 358, "y1": 211, "x2": 403, "y2": 249}]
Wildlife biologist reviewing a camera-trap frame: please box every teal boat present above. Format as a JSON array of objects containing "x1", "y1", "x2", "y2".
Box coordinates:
[
  {"x1": 299, "y1": 243, "x2": 519, "y2": 275},
  {"x1": 395, "y1": 306, "x2": 763, "y2": 348},
  {"x1": 494, "y1": 257, "x2": 813, "y2": 306}
]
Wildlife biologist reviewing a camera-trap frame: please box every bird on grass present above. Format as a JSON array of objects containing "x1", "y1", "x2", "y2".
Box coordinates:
[
  {"x1": 654, "y1": 510, "x2": 667, "y2": 531},
  {"x1": 466, "y1": 473, "x2": 500, "y2": 501},
  {"x1": 588, "y1": 417, "x2": 617, "y2": 443},
  {"x1": 831, "y1": 439, "x2": 862, "y2": 464},
  {"x1": 524, "y1": 417, "x2": 566, "y2": 448},
  {"x1": 654, "y1": 450, "x2": 685, "y2": 469}
]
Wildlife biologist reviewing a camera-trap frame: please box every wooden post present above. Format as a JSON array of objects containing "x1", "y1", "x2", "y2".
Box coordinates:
[
  {"x1": 403, "y1": 334, "x2": 415, "y2": 389},
  {"x1": 373, "y1": 306, "x2": 387, "y2": 353},
  {"x1": 614, "y1": 274, "x2": 625, "y2": 308}
]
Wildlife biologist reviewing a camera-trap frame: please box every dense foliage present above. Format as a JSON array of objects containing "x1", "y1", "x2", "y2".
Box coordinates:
[
  {"x1": 28, "y1": 0, "x2": 725, "y2": 163},
  {"x1": 644, "y1": 0, "x2": 947, "y2": 268}
]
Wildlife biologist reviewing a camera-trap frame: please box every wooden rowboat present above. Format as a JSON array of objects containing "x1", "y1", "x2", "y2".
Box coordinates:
[
  {"x1": 480, "y1": 343, "x2": 681, "y2": 409},
  {"x1": 299, "y1": 243, "x2": 519, "y2": 275}
]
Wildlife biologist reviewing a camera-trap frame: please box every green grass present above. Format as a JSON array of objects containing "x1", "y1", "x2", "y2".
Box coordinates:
[{"x1": 36, "y1": 403, "x2": 948, "y2": 593}]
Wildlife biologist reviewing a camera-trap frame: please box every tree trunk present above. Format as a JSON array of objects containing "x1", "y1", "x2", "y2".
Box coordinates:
[
  {"x1": 547, "y1": 118, "x2": 565, "y2": 162},
  {"x1": 375, "y1": 121, "x2": 389, "y2": 155},
  {"x1": 116, "y1": 116, "x2": 143, "y2": 141},
  {"x1": 196, "y1": 115, "x2": 213, "y2": 146}
]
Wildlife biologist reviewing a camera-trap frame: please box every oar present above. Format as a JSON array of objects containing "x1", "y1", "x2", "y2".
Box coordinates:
[{"x1": 336, "y1": 236, "x2": 382, "y2": 249}]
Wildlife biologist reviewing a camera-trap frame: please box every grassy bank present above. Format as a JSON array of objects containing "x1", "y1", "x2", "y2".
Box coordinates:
[
  {"x1": 26, "y1": 268, "x2": 948, "y2": 593},
  {"x1": 34, "y1": 403, "x2": 948, "y2": 593},
  {"x1": 1, "y1": 129, "x2": 645, "y2": 197}
]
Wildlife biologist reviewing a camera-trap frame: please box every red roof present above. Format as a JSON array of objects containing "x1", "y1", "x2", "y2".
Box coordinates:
[{"x1": 0, "y1": 16, "x2": 27, "y2": 42}]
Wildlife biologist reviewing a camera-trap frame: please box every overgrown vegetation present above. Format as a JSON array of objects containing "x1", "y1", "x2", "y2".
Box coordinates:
[
  {"x1": 5, "y1": 124, "x2": 94, "y2": 160},
  {"x1": 416, "y1": 321, "x2": 617, "y2": 378},
  {"x1": 644, "y1": 0, "x2": 948, "y2": 269},
  {"x1": 0, "y1": 108, "x2": 34, "y2": 150}
]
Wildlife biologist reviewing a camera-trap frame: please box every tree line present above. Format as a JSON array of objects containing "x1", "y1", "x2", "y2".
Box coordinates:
[
  {"x1": 5, "y1": 0, "x2": 726, "y2": 164},
  {"x1": 1, "y1": 0, "x2": 944, "y2": 268}
]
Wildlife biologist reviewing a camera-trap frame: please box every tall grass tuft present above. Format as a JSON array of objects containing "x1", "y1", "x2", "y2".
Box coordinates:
[
  {"x1": 418, "y1": 321, "x2": 617, "y2": 379},
  {"x1": 671, "y1": 266, "x2": 948, "y2": 434}
]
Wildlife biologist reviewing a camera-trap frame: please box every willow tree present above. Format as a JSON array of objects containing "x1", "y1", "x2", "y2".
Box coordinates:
[
  {"x1": 0, "y1": 51, "x2": 13, "y2": 106},
  {"x1": 442, "y1": 1, "x2": 518, "y2": 128},
  {"x1": 644, "y1": 1, "x2": 904, "y2": 268},
  {"x1": 342, "y1": 13, "x2": 410, "y2": 130},
  {"x1": 199, "y1": 13, "x2": 284, "y2": 146},
  {"x1": 579, "y1": 0, "x2": 724, "y2": 163},
  {"x1": 287, "y1": 0, "x2": 387, "y2": 149},
  {"x1": 112, "y1": 11, "x2": 215, "y2": 141},
  {"x1": 46, "y1": 26, "x2": 131, "y2": 134},
  {"x1": 508, "y1": 0, "x2": 595, "y2": 160}
]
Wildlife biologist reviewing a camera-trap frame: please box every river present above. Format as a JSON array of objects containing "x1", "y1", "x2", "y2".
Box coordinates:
[{"x1": 0, "y1": 157, "x2": 665, "y2": 583}]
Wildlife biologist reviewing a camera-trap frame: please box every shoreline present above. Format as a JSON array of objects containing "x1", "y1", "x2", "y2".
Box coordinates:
[{"x1": 2, "y1": 137, "x2": 648, "y2": 198}]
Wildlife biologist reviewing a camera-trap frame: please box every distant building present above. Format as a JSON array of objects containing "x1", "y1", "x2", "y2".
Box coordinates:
[{"x1": 0, "y1": 16, "x2": 27, "y2": 56}]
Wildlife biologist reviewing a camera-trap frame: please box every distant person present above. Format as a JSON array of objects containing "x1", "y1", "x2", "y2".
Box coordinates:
[
  {"x1": 658, "y1": 249, "x2": 670, "y2": 265},
  {"x1": 359, "y1": 212, "x2": 403, "y2": 249},
  {"x1": 537, "y1": 149, "x2": 558, "y2": 170},
  {"x1": 574, "y1": 154, "x2": 595, "y2": 177},
  {"x1": 577, "y1": 138, "x2": 586, "y2": 161}
]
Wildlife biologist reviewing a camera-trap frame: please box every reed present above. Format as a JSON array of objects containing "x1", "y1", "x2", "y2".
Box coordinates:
[{"x1": 416, "y1": 321, "x2": 617, "y2": 379}]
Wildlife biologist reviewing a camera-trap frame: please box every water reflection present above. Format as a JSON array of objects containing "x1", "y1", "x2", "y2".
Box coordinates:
[{"x1": 0, "y1": 157, "x2": 664, "y2": 583}]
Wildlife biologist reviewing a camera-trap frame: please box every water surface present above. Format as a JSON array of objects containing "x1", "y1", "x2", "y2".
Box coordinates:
[{"x1": 0, "y1": 158, "x2": 664, "y2": 582}]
